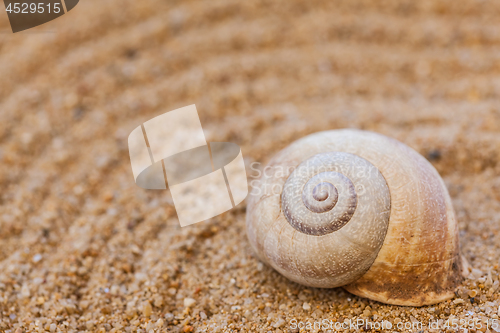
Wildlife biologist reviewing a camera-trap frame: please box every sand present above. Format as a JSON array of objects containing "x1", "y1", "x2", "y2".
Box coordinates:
[{"x1": 1, "y1": 0, "x2": 500, "y2": 332}]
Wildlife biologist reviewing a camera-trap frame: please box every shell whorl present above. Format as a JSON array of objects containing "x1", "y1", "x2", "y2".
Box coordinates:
[
  {"x1": 282, "y1": 152, "x2": 389, "y2": 237},
  {"x1": 259, "y1": 151, "x2": 392, "y2": 288}
]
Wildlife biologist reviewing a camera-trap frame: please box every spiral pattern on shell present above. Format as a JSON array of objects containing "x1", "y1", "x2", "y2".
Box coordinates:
[
  {"x1": 254, "y1": 151, "x2": 392, "y2": 288},
  {"x1": 281, "y1": 152, "x2": 391, "y2": 238}
]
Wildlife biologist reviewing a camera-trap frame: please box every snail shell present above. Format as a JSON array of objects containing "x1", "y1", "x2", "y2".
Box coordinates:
[{"x1": 246, "y1": 129, "x2": 466, "y2": 306}]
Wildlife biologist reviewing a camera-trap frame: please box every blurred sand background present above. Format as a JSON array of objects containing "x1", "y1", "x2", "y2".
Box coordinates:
[{"x1": 1, "y1": 0, "x2": 500, "y2": 332}]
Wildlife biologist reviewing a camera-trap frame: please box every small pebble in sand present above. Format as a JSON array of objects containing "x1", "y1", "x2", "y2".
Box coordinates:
[
  {"x1": 184, "y1": 297, "x2": 196, "y2": 307},
  {"x1": 32, "y1": 254, "x2": 42, "y2": 263},
  {"x1": 142, "y1": 301, "x2": 152, "y2": 317},
  {"x1": 470, "y1": 268, "x2": 483, "y2": 280},
  {"x1": 21, "y1": 284, "x2": 30, "y2": 298},
  {"x1": 302, "y1": 302, "x2": 311, "y2": 311},
  {"x1": 153, "y1": 294, "x2": 164, "y2": 307},
  {"x1": 273, "y1": 318, "x2": 286, "y2": 328},
  {"x1": 85, "y1": 320, "x2": 94, "y2": 330}
]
